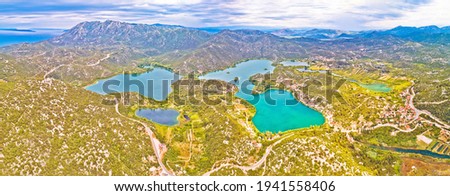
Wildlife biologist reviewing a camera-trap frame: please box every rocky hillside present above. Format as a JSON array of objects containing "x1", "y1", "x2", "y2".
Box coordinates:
[
  {"x1": 0, "y1": 21, "x2": 212, "y2": 83},
  {"x1": 1, "y1": 21, "x2": 449, "y2": 82},
  {"x1": 0, "y1": 79, "x2": 160, "y2": 175},
  {"x1": 50, "y1": 20, "x2": 211, "y2": 53},
  {"x1": 153, "y1": 29, "x2": 308, "y2": 73}
]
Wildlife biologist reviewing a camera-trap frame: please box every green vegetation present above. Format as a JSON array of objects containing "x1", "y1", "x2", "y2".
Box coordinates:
[
  {"x1": 355, "y1": 127, "x2": 419, "y2": 148},
  {"x1": 0, "y1": 79, "x2": 159, "y2": 175},
  {"x1": 118, "y1": 80, "x2": 261, "y2": 175},
  {"x1": 1, "y1": 20, "x2": 449, "y2": 176}
]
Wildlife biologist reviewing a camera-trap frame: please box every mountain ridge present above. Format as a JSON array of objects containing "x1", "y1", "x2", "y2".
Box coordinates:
[
  {"x1": 49, "y1": 20, "x2": 212, "y2": 53},
  {"x1": 270, "y1": 25, "x2": 450, "y2": 43},
  {"x1": 1, "y1": 20, "x2": 449, "y2": 82}
]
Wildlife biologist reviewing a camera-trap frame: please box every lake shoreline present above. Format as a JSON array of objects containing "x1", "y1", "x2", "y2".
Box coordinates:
[{"x1": 200, "y1": 59, "x2": 326, "y2": 133}]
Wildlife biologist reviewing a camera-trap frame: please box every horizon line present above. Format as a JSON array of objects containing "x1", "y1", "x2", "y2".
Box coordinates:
[{"x1": 1, "y1": 20, "x2": 450, "y2": 32}]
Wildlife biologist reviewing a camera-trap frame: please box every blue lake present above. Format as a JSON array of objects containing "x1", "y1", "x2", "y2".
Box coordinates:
[
  {"x1": 136, "y1": 109, "x2": 179, "y2": 126},
  {"x1": 280, "y1": 61, "x2": 309, "y2": 67},
  {"x1": 199, "y1": 59, "x2": 275, "y2": 85},
  {"x1": 200, "y1": 60, "x2": 325, "y2": 133},
  {"x1": 199, "y1": 59, "x2": 275, "y2": 100},
  {"x1": 85, "y1": 68, "x2": 180, "y2": 101}
]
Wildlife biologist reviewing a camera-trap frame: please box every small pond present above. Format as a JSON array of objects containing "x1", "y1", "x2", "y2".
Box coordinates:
[
  {"x1": 280, "y1": 61, "x2": 309, "y2": 67},
  {"x1": 135, "y1": 108, "x2": 179, "y2": 126}
]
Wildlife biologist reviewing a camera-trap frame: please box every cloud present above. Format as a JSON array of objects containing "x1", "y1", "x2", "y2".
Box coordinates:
[
  {"x1": 365, "y1": 0, "x2": 450, "y2": 29},
  {"x1": 0, "y1": 0, "x2": 448, "y2": 30}
]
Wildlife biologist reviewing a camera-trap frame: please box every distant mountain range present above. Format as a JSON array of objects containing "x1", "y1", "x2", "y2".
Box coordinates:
[
  {"x1": 0, "y1": 28, "x2": 66, "y2": 34},
  {"x1": 366, "y1": 25, "x2": 450, "y2": 44},
  {"x1": 152, "y1": 29, "x2": 310, "y2": 73},
  {"x1": 271, "y1": 28, "x2": 349, "y2": 39},
  {"x1": 271, "y1": 25, "x2": 450, "y2": 44},
  {"x1": 0, "y1": 28, "x2": 35, "y2": 33}
]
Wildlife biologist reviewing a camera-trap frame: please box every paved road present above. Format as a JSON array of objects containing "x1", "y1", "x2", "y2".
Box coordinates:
[
  {"x1": 114, "y1": 100, "x2": 173, "y2": 176},
  {"x1": 203, "y1": 134, "x2": 293, "y2": 176}
]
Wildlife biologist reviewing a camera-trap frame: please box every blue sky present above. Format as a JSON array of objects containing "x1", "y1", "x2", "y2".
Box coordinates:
[{"x1": 0, "y1": 0, "x2": 449, "y2": 30}]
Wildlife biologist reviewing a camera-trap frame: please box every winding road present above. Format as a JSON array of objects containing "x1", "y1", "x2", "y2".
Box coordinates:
[
  {"x1": 87, "y1": 53, "x2": 112, "y2": 67},
  {"x1": 43, "y1": 64, "x2": 66, "y2": 79},
  {"x1": 114, "y1": 99, "x2": 174, "y2": 176},
  {"x1": 407, "y1": 86, "x2": 450, "y2": 129},
  {"x1": 417, "y1": 100, "x2": 448, "y2": 105},
  {"x1": 203, "y1": 134, "x2": 293, "y2": 176}
]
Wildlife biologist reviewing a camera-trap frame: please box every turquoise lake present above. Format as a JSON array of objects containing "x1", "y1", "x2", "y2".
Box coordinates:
[
  {"x1": 136, "y1": 109, "x2": 179, "y2": 126},
  {"x1": 247, "y1": 89, "x2": 325, "y2": 132},
  {"x1": 358, "y1": 83, "x2": 391, "y2": 92},
  {"x1": 85, "y1": 68, "x2": 180, "y2": 101},
  {"x1": 333, "y1": 74, "x2": 391, "y2": 93},
  {"x1": 200, "y1": 60, "x2": 325, "y2": 133},
  {"x1": 349, "y1": 79, "x2": 391, "y2": 92}
]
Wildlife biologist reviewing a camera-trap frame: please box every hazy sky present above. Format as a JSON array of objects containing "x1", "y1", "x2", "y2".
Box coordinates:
[{"x1": 0, "y1": 0, "x2": 449, "y2": 30}]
